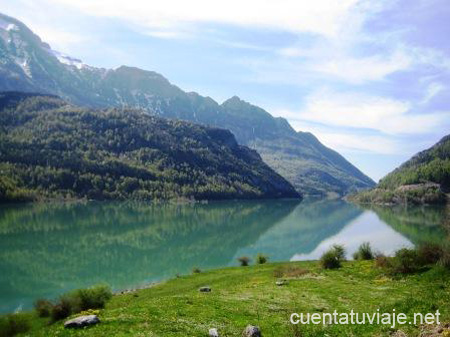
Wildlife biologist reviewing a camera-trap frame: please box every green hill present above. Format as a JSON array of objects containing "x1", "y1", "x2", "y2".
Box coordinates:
[
  {"x1": 0, "y1": 13, "x2": 375, "y2": 197},
  {"x1": 0, "y1": 92, "x2": 300, "y2": 202},
  {"x1": 378, "y1": 135, "x2": 450, "y2": 190},
  {"x1": 351, "y1": 135, "x2": 450, "y2": 204}
]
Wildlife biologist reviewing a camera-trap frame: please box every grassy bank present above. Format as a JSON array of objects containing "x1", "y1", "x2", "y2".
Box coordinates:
[{"x1": 5, "y1": 260, "x2": 450, "y2": 336}]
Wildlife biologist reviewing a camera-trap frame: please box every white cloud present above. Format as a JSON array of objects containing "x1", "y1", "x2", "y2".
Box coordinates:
[
  {"x1": 280, "y1": 119, "x2": 405, "y2": 155},
  {"x1": 263, "y1": 43, "x2": 450, "y2": 87},
  {"x1": 421, "y1": 82, "x2": 445, "y2": 104},
  {"x1": 271, "y1": 1, "x2": 415, "y2": 84},
  {"x1": 273, "y1": 1, "x2": 450, "y2": 85},
  {"x1": 312, "y1": 133, "x2": 403, "y2": 155},
  {"x1": 286, "y1": 89, "x2": 448, "y2": 135},
  {"x1": 313, "y1": 49, "x2": 412, "y2": 84},
  {"x1": 47, "y1": 0, "x2": 360, "y2": 37},
  {"x1": 209, "y1": 39, "x2": 270, "y2": 51},
  {"x1": 409, "y1": 45, "x2": 450, "y2": 71},
  {"x1": 15, "y1": 0, "x2": 449, "y2": 87},
  {"x1": 144, "y1": 30, "x2": 189, "y2": 39},
  {"x1": 255, "y1": 36, "x2": 416, "y2": 86}
]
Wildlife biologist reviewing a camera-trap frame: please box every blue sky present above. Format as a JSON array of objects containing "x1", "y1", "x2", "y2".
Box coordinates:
[{"x1": 2, "y1": 0, "x2": 450, "y2": 181}]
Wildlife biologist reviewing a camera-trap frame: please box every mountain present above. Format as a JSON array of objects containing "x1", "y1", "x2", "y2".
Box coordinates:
[
  {"x1": 0, "y1": 92, "x2": 300, "y2": 202},
  {"x1": 0, "y1": 13, "x2": 375, "y2": 196},
  {"x1": 351, "y1": 135, "x2": 450, "y2": 204}
]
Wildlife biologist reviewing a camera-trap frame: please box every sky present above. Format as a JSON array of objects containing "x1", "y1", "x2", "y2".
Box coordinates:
[{"x1": 2, "y1": 0, "x2": 450, "y2": 181}]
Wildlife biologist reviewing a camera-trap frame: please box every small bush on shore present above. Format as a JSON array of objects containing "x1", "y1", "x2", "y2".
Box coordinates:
[
  {"x1": 192, "y1": 267, "x2": 201, "y2": 274},
  {"x1": 0, "y1": 314, "x2": 30, "y2": 337},
  {"x1": 0, "y1": 313, "x2": 30, "y2": 337},
  {"x1": 353, "y1": 242, "x2": 374, "y2": 260},
  {"x1": 438, "y1": 246, "x2": 450, "y2": 269},
  {"x1": 374, "y1": 253, "x2": 391, "y2": 269},
  {"x1": 375, "y1": 244, "x2": 450, "y2": 276},
  {"x1": 417, "y1": 243, "x2": 443, "y2": 264},
  {"x1": 50, "y1": 295, "x2": 75, "y2": 322},
  {"x1": 256, "y1": 253, "x2": 268, "y2": 265},
  {"x1": 389, "y1": 248, "x2": 422, "y2": 275},
  {"x1": 416, "y1": 242, "x2": 450, "y2": 269},
  {"x1": 332, "y1": 244, "x2": 346, "y2": 261},
  {"x1": 321, "y1": 251, "x2": 341, "y2": 269},
  {"x1": 47, "y1": 285, "x2": 112, "y2": 322},
  {"x1": 237, "y1": 256, "x2": 250, "y2": 266},
  {"x1": 76, "y1": 285, "x2": 112, "y2": 311},
  {"x1": 34, "y1": 299, "x2": 53, "y2": 317},
  {"x1": 320, "y1": 244, "x2": 346, "y2": 269}
]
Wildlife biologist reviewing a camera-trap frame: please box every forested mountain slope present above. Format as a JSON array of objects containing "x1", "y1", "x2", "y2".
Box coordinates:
[
  {"x1": 351, "y1": 135, "x2": 450, "y2": 204},
  {"x1": 379, "y1": 135, "x2": 450, "y2": 190},
  {"x1": 0, "y1": 92, "x2": 300, "y2": 202}
]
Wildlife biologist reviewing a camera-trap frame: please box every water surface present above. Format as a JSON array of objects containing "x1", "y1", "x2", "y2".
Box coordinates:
[{"x1": 0, "y1": 199, "x2": 446, "y2": 313}]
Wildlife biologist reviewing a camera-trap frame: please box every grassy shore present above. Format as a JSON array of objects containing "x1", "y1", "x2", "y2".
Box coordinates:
[{"x1": 8, "y1": 260, "x2": 450, "y2": 337}]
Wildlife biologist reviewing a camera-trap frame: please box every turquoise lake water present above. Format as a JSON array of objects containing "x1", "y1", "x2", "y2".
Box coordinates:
[{"x1": 0, "y1": 199, "x2": 446, "y2": 313}]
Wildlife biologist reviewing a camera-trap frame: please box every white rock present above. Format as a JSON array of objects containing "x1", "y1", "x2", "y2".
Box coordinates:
[
  {"x1": 64, "y1": 315, "x2": 100, "y2": 328},
  {"x1": 209, "y1": 328, "x2": 219, "y2": 336},
  {"x1": 242, "y1": 325, "x2": 261, "y2": 337}
]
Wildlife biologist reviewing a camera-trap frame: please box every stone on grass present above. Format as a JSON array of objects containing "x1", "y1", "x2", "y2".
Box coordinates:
[
  {"x1": 199, "y1": 286, "x2": 211, "y2": 292},
  {"x1": 391, "y1": 330, "x2": 407, "y2": 337},
  {"x1": 209, "y1": 327, "x2": 219, "y2": 336},
  {"x1": 242, "y1": 325, "x2": 261, "y2": 337},
  {"x1": 64, "y1": 315, "x2": 100, "y2": 328},
  {"x1": 276, "y1": 279, "x2": 288, "y2": 286}
]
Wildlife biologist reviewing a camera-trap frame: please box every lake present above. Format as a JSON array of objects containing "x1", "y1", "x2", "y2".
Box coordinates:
[{"x1": 0, "y1": 199, "x2": 446, "y2": 313}]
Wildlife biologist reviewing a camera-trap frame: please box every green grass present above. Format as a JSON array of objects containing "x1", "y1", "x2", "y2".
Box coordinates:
[{"x1": 10, "y1": 261, "x2": 450, "y2": 336}]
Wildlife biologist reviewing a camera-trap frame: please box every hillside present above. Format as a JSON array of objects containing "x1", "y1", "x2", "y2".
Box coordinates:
[
  {"x1": 351, "y1": 135, "x2": 450, "y2": 204},
  {"x1": 0, "y1": 92, "x2": 300, "y2": 202},
  {"x1": 0, "y1": 13, "x2": 375, "y2": 197}
]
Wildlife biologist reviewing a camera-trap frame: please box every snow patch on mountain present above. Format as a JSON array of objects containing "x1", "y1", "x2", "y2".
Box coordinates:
[
  {"x1": 15, "y1": 58, "x2": 32, "y2": 78},
  {"x1": 48, "y1": 49, "x2": 86, "y2": 70}
]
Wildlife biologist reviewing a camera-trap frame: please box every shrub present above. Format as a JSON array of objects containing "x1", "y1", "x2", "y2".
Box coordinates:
[
  {"x1": 51, "y1": 295, "x2": 74, "y2": 322},
  {"x1": 256, "y1": 253, "x2": 268, "y2": 265},
  {"x1": 376, "y1": 245, "x2": 450, "y2": 275},
  {"x1": 320, "y1": 245, "x2": 346, "y2": 269},
  {"x1": 237, "y1": 256, "x2": 250, "y2": 266},
  {"x1": 353, "y1": 242, "x2": 374, "y2": 260},
  {"x1": 34, "y1": 299, "x2": 53, "y2": 317},
  {"x1": 75, "y1": 285, "x2": 112, "y2": 311},
  {"x1": 321, "y1": 251, "x2": 341, "y2": 269},
  {"x1": 438, "y1": 246, "x2": 450, "y2": 269},
  {"x1": 50, "y1": 285, "x2": 112, "y2": 322},
  {"x1": 417, "y1": 243, "x2": 443, "y2": 264},
  {"x1": 0, "y1": 314, "x2": 30, "y2": 337},
  {"x1": 332, "y1": 244, "x2": 346, "y2": 261},
  {"x1": 374, "y1": 253, "x2": 391, "y2": 269},
  {"x1": 192, "y1": 267, "x2": 201, "y2": 274},
  {"x1": 390, "y1": 248, "x2": 422, "y2": 274}
]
